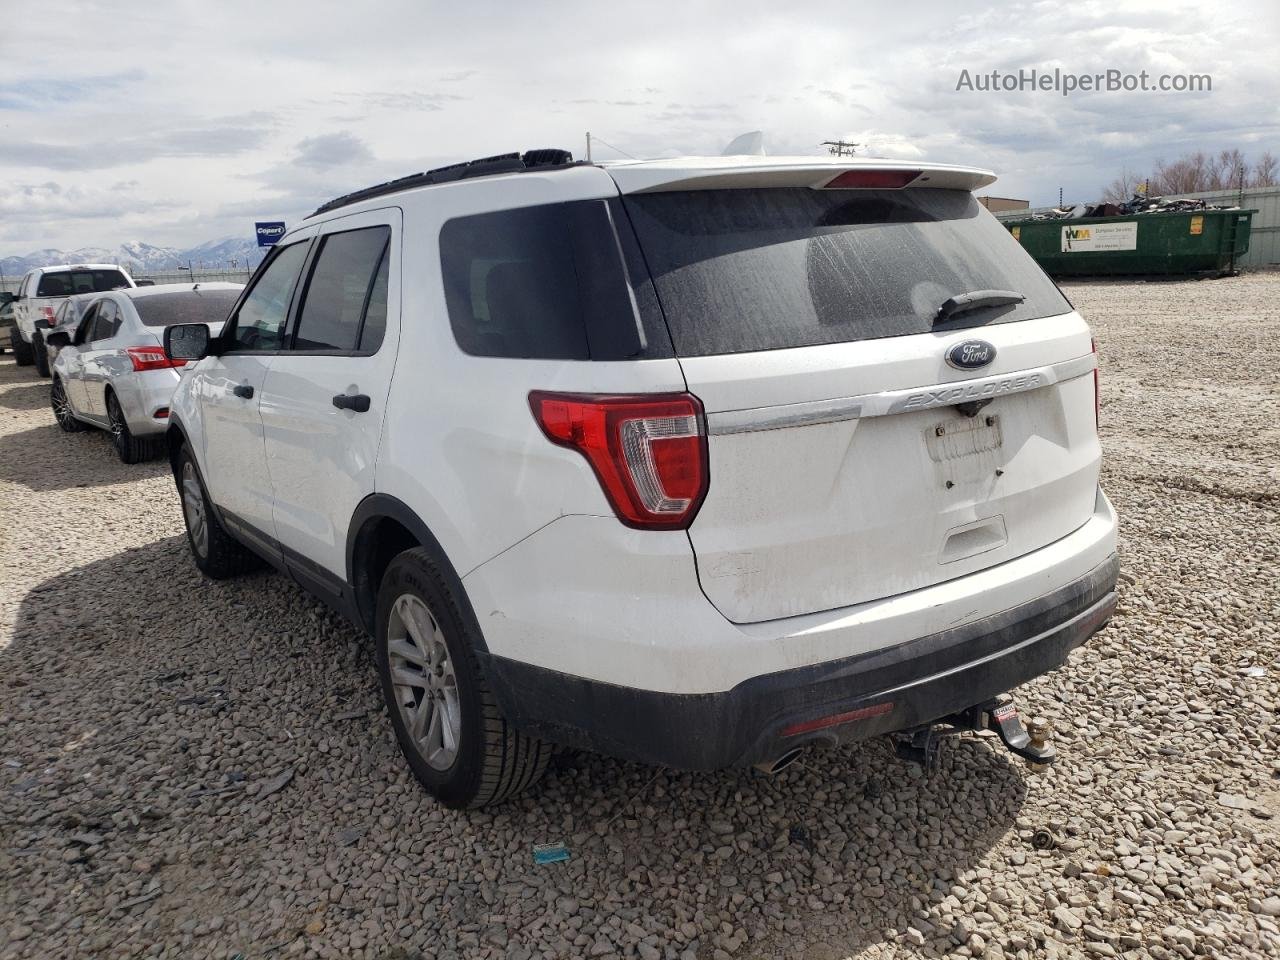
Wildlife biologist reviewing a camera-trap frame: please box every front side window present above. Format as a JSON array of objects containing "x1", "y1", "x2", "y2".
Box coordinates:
[
  {"x1": 74, "y1": 304, "x2": 99, "y2": 345},
  {"x1": 90, "y1": 300, "x2": 119, "y2": 342},
  {"x1": 292, "y1": 226, "x2": 390, "y2": 352},
  {"x1": 228, "y1": 241, "x2": 310, "y2": 352}
]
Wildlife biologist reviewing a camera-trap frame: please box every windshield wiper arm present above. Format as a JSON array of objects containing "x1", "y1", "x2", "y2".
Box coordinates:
[{"x1": 935, "y1": 289, "x2": 1025, "y2": 324}]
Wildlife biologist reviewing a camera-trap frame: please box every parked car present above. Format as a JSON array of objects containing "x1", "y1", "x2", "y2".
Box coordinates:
[
  {"x1": 49, "y1": 282, "x2": 242, "y2": 462},
  {"x1": 11, "y1": 263, "x2": 135, "y2": 375},
  {"x1": 161, "y1": 150, "x2": 1119, "y2": 809},
  {"x1": 41, "y1": 292, "x2": 98, "y2": 369},
  {"x1": 0, "y1": 299, "x2": 14, "y2": 355}
]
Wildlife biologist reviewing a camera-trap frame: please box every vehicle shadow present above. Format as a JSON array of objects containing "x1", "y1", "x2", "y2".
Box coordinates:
[
  {"x1": 0, "y1": 421, "x2": 168, "y2": 490},
  {"x1": 0, "y1": 380, "x2": 51, "y2": 412},
  {"x1": 4, "y1": 536, "x2": 1030, "y2": 958}
]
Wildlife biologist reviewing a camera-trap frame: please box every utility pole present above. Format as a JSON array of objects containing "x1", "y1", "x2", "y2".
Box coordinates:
[
  {"x1": 822, "y1": 140, "x2": 859, "y2": 157},
  {"x1": 585, "y1": 132, "x2": 592, "y2": 163},
  {"x1": 1058, "y1": 187, "x2": 1064, "y2": 207}
]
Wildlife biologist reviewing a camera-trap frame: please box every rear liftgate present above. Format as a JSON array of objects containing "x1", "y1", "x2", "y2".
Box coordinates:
[{"x1": 893, "y1": 696, "x2": 1056, "y2": 773}]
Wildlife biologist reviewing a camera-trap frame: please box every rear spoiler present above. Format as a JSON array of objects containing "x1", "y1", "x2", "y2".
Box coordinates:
[{"x1": 604, "y1": 159, "x2": 997, "y2": 195}]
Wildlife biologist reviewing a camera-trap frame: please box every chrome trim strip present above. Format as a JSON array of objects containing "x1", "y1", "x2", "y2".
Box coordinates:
[{"x1": 706, "y1": 353, "x2": 1096, "y2": 436}]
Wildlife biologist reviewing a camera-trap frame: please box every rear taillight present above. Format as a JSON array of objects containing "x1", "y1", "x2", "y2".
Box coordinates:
[
  {"x1": 41, "y1": 306, "x2": 56, "y2": 320},
  {"x1": 127, "y1": 346, "x2": 187, "y2": 372},
  {"x1": 823, "y1": 169, "x2": 921, "y2": 189},
  {"x1": 1091, "y1": 338, "x2": 1100, "y2": 428},
  {"x1": 529, "y1": 391, "x2": 709, "y2": 530}
]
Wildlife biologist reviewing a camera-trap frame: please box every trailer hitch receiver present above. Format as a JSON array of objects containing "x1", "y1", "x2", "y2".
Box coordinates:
[{"x1": 893, "y1": 697, "x2": 1056, "y2": 773}]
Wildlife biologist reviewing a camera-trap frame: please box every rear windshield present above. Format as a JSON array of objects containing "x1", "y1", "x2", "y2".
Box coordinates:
[
  {"x1": 132, "y1": 290, "x2": 241, "y2": 327},
  {"x1": 36, "y1": 270, "x2": 131, "y2": 298},
  {"x1": 622, "y1": 188, "x2": 1071, "y2": 356}
]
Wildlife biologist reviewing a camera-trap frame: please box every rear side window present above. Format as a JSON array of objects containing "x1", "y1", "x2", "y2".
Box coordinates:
[
  {"x1": 439, "y1": 199, "x2": 671, "y2": 361},
  {"x1": 358, "y1": 249, "x2": 389, "y2": 353},
  {"x1": 622, "y1": 188, "x2": 1072, "y2": 357},
  {"x1": 37, "y1": 270, "x2": 130, "y2": 297},
  {"x1": 132, "y1": 290, "x2": 241, "y2": 327},
  {"x1": 292, "y1": 226, "x2": 390, "y2": 352}
]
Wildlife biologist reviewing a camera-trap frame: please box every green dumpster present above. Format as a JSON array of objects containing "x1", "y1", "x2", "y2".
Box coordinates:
[{"x1": 1004, "y1": 208, "x2": 1255, "y2": 277}]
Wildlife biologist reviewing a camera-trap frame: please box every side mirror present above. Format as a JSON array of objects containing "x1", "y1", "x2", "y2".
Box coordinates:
[
  {"x1": 164, "y1": 323, "x2": 213, "y2": 362},
  {"x1": 46, "y1": 332, "x2": 71, "y2": 349}
]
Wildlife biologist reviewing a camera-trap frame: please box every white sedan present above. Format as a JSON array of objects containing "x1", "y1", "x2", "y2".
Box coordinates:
[{"x1": 50, "y1": 282, "x2": 243, "y2": 463}]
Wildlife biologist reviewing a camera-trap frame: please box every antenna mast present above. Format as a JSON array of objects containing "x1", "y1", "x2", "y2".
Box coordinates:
[{"x1": 822, "y1": 139, "x2": 860, "y2": 157}]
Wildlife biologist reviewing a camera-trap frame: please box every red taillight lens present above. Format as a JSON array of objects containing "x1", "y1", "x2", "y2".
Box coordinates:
[
  {"x1": 1091, "y1": 338, "x2": 1100, "y2": 428},
  {"x1": 529, "y1": 391, "x2": 709, "y2": 530},
  {"x1": 824, "y1": 169, "x2": 921, "y2": 189},
  {"x1": 41, "y1": 306, "x2": 57, "y2": 319},
  {"x1": 127, "y1": 346, "x2": 187, "y2": 372}
]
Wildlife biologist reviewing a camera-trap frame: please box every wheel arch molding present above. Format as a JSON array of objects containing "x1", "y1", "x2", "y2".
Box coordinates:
[
  {"x1": 345, "y1": 494, "x2": 488, "y2": 653},
  {"x1": 164, "y1": 415, "x2": 194, "y2": 482}
]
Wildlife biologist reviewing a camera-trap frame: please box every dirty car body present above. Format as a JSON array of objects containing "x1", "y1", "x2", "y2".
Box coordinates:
[{"x1": 163, "y1": 152, "x2": 1119, "y2": 806}]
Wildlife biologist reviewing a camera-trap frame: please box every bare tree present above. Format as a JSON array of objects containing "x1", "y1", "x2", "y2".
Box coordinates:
[
  {"x1": 1126, "y1": 147, "x2": 1275, "y2": 197},
  {"x1": 1215, "y1": 149, "x2": 1248, "y2": 189},
  {"x1": 1103, "y1": 168, "x2": 1142, "y2": 203},
  {"x1": 1252, "y1": 151, "x2": 1278, "y2": 187}
]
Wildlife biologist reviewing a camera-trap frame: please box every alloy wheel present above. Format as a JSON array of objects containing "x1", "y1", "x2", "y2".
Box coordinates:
[
  {"x1": 52, "y1": 381, "x2": 72, "y2": 426},
  {"x1": 181, "y1": 461, "x2": 209, "y2": 557},
  {"x1": 107, "y1": 396, "x2": 126, "y2": 454},
  {"x1": 386, "y1": 593, "x2": 461, "y2": 771}
]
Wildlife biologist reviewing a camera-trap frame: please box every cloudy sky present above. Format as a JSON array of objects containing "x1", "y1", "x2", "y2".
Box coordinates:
[{"x1": 1, "y1": 0, "x2": 1277, "y2": 254}]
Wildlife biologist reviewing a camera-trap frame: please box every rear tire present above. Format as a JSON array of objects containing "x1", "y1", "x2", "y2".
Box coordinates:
[
  {"x1": 175, "y1": 444, "x2": 262, "y2": 579},
  {"x1": 376, "y1": 547, "x2": 551, "y2": 808},
  {"x1": 106, "y1": 392, "x2": 161, "y2": 464},
  {"x1": 32, "y1": 331, "x2": 50, "y2": 377},
  {"x1": 10, "y1": 327, "x2": 33, "y2": 366},
  {"x1": 51, "y1": 379, "x2": 85, "y2": 432}
]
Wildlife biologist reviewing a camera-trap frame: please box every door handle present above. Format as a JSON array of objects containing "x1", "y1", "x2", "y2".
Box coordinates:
[
  {"x1": 332, "y1": 393, "x2": 371, "y2": 413},
  {"x1": 233, "y1": 384, "x2": 254, "y2": 399}
]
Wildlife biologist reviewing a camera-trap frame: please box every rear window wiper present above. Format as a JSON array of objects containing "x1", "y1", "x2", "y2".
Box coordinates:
[{"x1": 935, "y1": 289, "x2": 1025, "y2": 324}]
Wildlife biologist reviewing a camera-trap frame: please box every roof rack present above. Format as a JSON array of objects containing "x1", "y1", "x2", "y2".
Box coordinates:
[{"x1": 312, "y1": 148, "x2": 577, "y2": 216}]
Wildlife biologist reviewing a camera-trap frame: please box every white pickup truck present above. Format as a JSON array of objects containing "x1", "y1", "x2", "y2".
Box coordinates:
[{"x1": 10, "y1": 264, "x2": 135, "y2": 376}]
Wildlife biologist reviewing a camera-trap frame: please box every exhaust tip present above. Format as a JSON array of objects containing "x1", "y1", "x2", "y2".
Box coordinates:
[{"x1": 753, "y1": 748, "x2": 803, "y2": 776}]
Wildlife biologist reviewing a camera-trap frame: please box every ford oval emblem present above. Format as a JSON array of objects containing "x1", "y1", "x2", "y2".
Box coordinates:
[{"x1": 946, "y1": 339, "x2": 997, "y2": 371}]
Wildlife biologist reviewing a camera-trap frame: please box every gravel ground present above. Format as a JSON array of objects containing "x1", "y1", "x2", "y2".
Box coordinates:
[{"x1": 1, "y1": 274, "x2": 1278, "y2": 960}]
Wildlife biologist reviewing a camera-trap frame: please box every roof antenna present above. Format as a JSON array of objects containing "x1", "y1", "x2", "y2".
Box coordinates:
[
  {"x1": 721, "y1": 131, "x2": 765, "y2": 156},
  {"x1": 585, "y1": 131, "x2": 592, "y2": 163}
]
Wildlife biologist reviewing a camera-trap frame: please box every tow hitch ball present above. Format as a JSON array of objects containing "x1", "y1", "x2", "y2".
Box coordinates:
[{"x1": 893, "y1": 697, "x2": 1056, "y2": 773}]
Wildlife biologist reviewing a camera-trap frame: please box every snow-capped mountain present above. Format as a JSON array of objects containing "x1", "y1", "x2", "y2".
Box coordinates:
[{"x1": 0, "y1": 237, "x2": 268, "y2": 277}]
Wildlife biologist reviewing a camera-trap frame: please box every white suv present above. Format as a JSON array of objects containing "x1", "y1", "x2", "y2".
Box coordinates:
[
  {"x1": 162, "y1": 151, "x2": 1119, "y2": 809},
  {"x1": 11, "y1": 263, "x2": 135, "y2": 375}
]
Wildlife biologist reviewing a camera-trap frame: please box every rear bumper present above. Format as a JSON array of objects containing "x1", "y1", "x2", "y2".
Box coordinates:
[
  {"x1": 116, "y1": 368, "x2": 181, "y2": 435},
  {"x1": 486, "y1": 552, "x2": 1119, "y2": 770}
]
